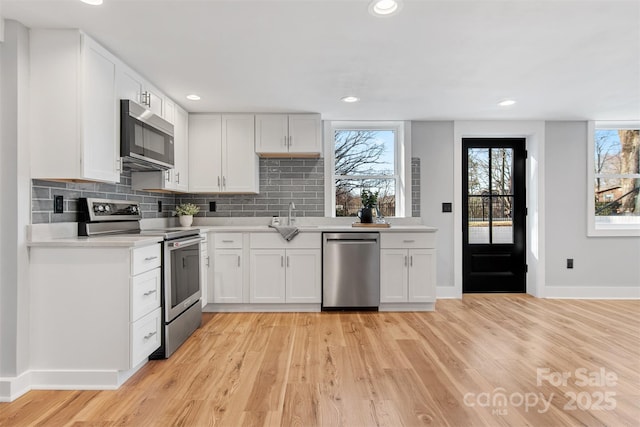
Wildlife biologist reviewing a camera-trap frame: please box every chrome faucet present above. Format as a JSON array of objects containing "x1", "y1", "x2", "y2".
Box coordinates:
[{"x1": 288, "y1": 201, "x2": 296, "y2": 226}]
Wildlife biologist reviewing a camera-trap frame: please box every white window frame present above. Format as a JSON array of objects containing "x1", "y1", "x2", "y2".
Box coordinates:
[
  {"x1": 587, "y1": 120, "x2": 640, "y2": 237},
  {"x1": 324, "y1": 121, "x2": 411, "y2": 217}
]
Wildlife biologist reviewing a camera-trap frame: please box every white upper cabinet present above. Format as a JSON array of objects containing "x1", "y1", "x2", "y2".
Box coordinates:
[
  {"x1": 30, "y1": 30, "x2": 120, "y2": 183},
  {"x1": 173, "y1": 105, "x2": 189, "y2": 192},
  {"x1": 188, "y1": 114, "x2": 223, "y2": 193},
  {"x1": 115, "y1": 66, "x2": 165, "y2": 119},
  {"x1": 164, "y1": 98, "x2": 176, "y2": 125},
  {"x1": 255, "y1": 114, "x2": 322, "y2": 157},
  {"x1": 188, "y1": 114, "x2": 258, "y2": 193},
  {"x1": 222, "y1": 114, "x2": 259, "y2": 193}
]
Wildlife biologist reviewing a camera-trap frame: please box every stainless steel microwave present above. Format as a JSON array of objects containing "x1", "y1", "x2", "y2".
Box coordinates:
[{"x1": 120, "y1": 99, "x2": 174, "y2": 171}]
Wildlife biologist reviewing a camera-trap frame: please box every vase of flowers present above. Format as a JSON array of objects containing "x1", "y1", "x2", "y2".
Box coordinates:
[
  {"x1": 359, "y1": 189, "x2": 379, "y2": 224},
  {"x1": 176, "y1": 203, "x2": 200, "y2": 227}
]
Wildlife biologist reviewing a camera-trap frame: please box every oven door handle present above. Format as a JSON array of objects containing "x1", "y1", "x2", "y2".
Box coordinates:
[{"x1": 168, "y1": 236, "x2": 204, "y2": 248}]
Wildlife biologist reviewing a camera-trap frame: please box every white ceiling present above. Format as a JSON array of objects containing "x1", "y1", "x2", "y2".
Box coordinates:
[{"x1": 3, "y1": 0, "x2": 640, "y2": 121}]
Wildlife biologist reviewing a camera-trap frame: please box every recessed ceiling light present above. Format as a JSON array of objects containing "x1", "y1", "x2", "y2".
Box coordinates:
[
  {"x1": 341, "y1": 96, "x2": 360, "y2": 103},
  {"x1": 369, "y1": 0, "x2": 402, "y2": 16},
  {"x1": 80, "y1": 0, "x2": 103, "y2": 5},
  {"x1": 498, "y1": 99, "x2": 517, "y2": 107},
  {"x1": 186, "y1": 94, "x2": 201, "y2": 101}
]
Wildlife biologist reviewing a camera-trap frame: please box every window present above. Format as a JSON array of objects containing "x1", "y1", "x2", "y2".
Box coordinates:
[
  {"x1": 327, "y1": 121, "x2": 409, "y2": 217},
  {"x1": 588, "y1": 121, "x2": 640, "y2": 236}
]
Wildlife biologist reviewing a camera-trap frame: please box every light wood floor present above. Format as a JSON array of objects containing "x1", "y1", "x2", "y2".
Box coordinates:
[{"x1": 1, "y1": 295, "x2": 639, "y2": 426}]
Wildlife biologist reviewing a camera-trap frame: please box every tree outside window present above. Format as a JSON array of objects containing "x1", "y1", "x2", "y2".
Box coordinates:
[
  {"x1": 333, "y1": 129, "x2": 397, "y2": 217},
  {"x1": 594, "y1": 129, "x2": 639, "y2": 218}
]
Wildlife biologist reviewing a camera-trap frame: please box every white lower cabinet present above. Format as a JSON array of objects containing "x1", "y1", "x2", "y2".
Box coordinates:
[
  {"x1": 250, "y1": 250, "x2": 287, "y2": 303},
  {"x1": 285, "y1": 249, "x2": 322, "y2": 303},
  {"x1": 201, "y1": 233, "x2": 210, "y2": 307},
  {"x1": 210, "y1": 233, "x2": 247, "y2": 304},
  {"x1": 213, "y1": 249, "x2": 245, "y2": 303},
  {"x1": 250, "y1": 249, "x2": 321, "y2": 303},
  {"x1": 249, "y1": 233, "x2": 321, "y2": 305},
  {"x1": 380, "y1": 233, "x2": 436, "y2": 306},
  {"x1": 29, "y1": 243, "x2": 163, "y2": 386},
  {"x1": 380, "y1": 249, "x2": 435, "y2": 303}
]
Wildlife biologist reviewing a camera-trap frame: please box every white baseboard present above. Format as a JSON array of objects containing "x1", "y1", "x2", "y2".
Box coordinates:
[
  {"x1": 544, "y1": 286, "x2": 640, "y2": 299},
  {"x1": 379, "y1": 302, "x2": 435, "y2": 312},
  {"x1": 203, "y1": 303, "x2": 321, "y2": 312},
  {"x1": 436, "y1": 286, "x2": 462, "y2": 299},
  {"x1": 0, "y1": 361, "x2": 147, "y2": 402},
  {"x1": 0, "y1": 371, "x2": 31, "y2": 402}
]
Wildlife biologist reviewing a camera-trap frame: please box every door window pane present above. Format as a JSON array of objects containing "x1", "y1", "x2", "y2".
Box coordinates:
[
  {"x1": 491, "y1": 148, "x2": 513, "y2": 195},
  {"x1": 492, "y1": 196, "x2": 514, "y2": 244},
  {"x1": 468, "y1": 196, "x2": 490, "y2": 244},
  {"x1": 468, "y1": 148, "x2": 489, "y2": 196}
]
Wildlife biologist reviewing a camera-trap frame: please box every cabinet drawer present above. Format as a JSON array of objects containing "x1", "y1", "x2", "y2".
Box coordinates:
[
  {"x1": 250, "y1": 232, "x2": 320, "y2": 249},
  {"x1": 131, "y1": 267, "x2": 161, "y2": 322},
  {"x1": 131, "y1": 307, "x2": 161, "y2": 367},
  {"x1": 381, "y1": 233, "x2": 435, "y2": 249},
  {"x1": 132, "y1": 244, "x2": 161, "y2": 275},
  {"x1": 214, "y1": 233, "x2": 243, "y2": 249}
]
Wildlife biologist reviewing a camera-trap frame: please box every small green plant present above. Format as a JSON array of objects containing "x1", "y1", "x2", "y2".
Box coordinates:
[
  {"x1": 361, "y1": 189, "x2": 379, "y2": 208},
  {"x1": 175, "y1": 203, "x2": 200, "y2": 216}
]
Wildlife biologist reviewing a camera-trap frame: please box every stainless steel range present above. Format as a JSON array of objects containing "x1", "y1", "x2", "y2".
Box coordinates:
[{"x1": 78, "y1": 198, "x2": 202, "y2": 358}]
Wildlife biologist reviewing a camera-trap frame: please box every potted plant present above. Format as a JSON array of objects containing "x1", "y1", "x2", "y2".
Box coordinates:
[
  {"x1": 359, "y1": 189, "x2": 379, "y2": 223},
  {"x1": 176, "y1": 203, "x2": 200, "y2": 227}
]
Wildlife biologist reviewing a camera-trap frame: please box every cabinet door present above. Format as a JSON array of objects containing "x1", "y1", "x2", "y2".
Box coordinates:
[
  {"x1": 285, "y1": 249, "x2": 321, "y2": 303},
  {"x1": 222, "y1": 114, "x2": 258, "y2": 193},
  {"x1": 173, "y1": 105, "x2": 189, "y2": 192},
  {"x1": 288, "y1": 114, "x2": 322, "y2": 155},
  {"x1": 380, "y1": 249, "x2": 409, "y2": 303},
  {"x1": 163, "y1": 98, "x2": 175, "y2": 124},
  {"x1": 255, "y1": 114, "x2": 288, "y2": 154},
  {"x1": 144, "y1": 83, "x2": 164, "y2": 117},
  {"x1": 250, "y1": 250, "x2": 286, "y2": 303},
  {"x1": 81, "y1": 36, "x2": 120, "y2": 182},
  {"x1": 212, "y1": 250, "x2": 243, "y2": 304},
  {"x1": 408, "y1": 249, "x2": 436, "y2": 302},
  {"x1": 116, "y1": 67, "x2": 143, "y2": 104},
  {"x1": 188, "y1": 114, "x2": 223, "y2": 192}
]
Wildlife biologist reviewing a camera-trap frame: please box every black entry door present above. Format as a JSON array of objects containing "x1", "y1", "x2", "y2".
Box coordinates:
[{"x1": 463, "y1": 138, "x2": 526, "y2": 293}]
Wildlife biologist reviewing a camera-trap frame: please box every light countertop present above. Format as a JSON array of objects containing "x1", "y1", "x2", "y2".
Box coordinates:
[{"x1": 28, "y1": 221, "x2": 437, "y2": 248}]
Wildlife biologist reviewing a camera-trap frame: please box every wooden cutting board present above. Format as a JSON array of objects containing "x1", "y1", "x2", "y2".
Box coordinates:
[{"x1": 351, "y1": 222, "x2": 391, "y2": 228}]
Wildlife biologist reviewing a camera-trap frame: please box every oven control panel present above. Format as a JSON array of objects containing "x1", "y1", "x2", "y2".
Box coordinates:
[{"x1": 79, "y1": 198, "x2": 142, "y2": 222}]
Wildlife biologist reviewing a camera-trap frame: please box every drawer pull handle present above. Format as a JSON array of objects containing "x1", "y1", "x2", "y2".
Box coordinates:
[
  {"x1": 238, "y1": 256, "x2": 241, "y2": 267},
  {"x1": 144, "y1": 256, "x2": 158, "y2": 261},
  {"x1": 143, "y1": 331, "x2": 157, "y2": 340},
  {"x1": 410, "y1": 256, "x2": 413, "y2": 267},
  {"x1": 222, "y1": 240, "x2": 234, "y2": 243},
  {"x1": 143, "y1": 289, "x2": 157, "y2": 296},
  {"x1": 403, "y1": 240, "x2": 415, "y2": 243}
]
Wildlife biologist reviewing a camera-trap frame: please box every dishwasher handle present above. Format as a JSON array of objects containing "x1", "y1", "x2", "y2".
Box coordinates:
[{"x1": 325, "y1": 238, "x2": 378, "y2": 243}]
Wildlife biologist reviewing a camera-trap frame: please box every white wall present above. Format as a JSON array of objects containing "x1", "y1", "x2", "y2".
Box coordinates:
[
  {"x1": 545, "y1": 121, "x2": 640, "y2": 298},
  {"x1": 0, "y1": 20, "x2": 31, "y2": 400},
  {"x1": 411, "y1": 122, "x2": 456, "y2": 296}
]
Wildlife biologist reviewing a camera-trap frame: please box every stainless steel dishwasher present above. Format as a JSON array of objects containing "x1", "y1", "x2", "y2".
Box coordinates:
[{"x1": 322, "y1": 232, "x2": 380, "y2": 310}]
